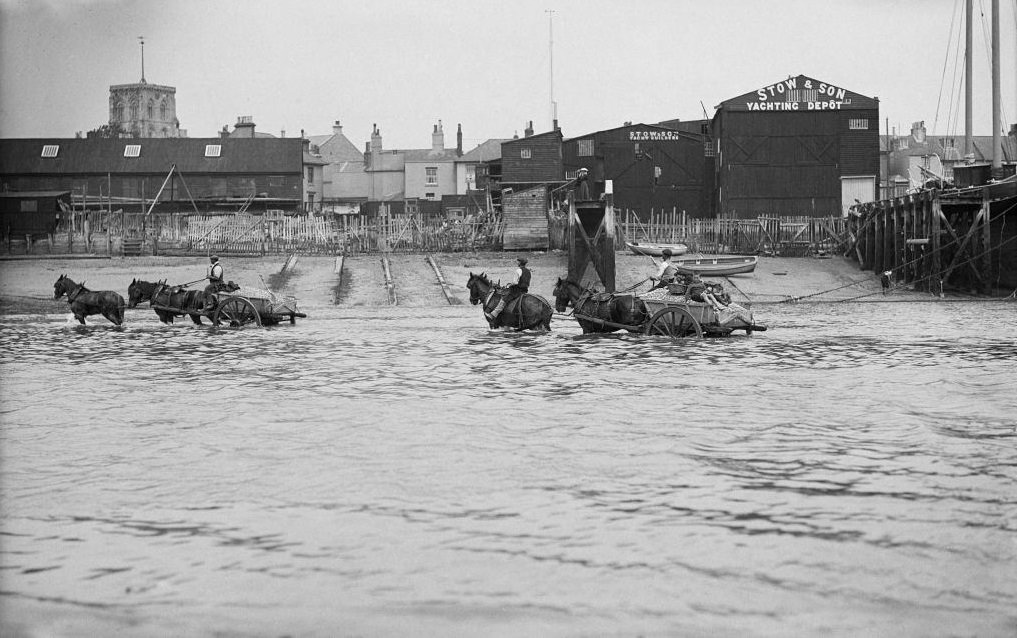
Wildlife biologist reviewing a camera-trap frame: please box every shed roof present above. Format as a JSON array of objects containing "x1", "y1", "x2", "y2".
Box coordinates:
[
  {"x1": 0, "y1": 137, "x2": 304, "y2": 174},
  {"x1": 719, "y1": 74, "x2": 878, "y2": 112}
]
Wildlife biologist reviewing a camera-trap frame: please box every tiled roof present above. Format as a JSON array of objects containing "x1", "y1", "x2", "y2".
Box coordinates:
[
  {"x1": 0, "y1": 137, "x2": 305, "y2": 174},
  {"x1": 458, "y1": 139, "x2": 509, "y2": 162},
  {"x1": 402, "y1": 148, "x2": 460, "y2": 162}
]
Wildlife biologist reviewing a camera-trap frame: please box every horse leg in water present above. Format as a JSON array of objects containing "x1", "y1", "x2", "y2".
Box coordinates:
[{"x1": 189, "y1": 314, "x2": 204, "y2": 325}]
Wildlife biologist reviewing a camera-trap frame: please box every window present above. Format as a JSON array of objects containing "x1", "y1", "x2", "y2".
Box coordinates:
[
  {"x1": 425, "y1": 192, "x2": 435, "y2": 200},
  {"x1": 124, "y1": 144, "x2": 141, "y2": 157},
  {"x1": 41, "y1": 145, "x2": 59, "y2": 158},
  {"x1": 306, "y1": 167, "x2": 315, "y2": 182},
  {"x1": 20, "y1": 199, "x2": 38, "y2": 212},
  {"x1": 160, "y1": 101, "x2": 167, "y2": 120},
  {"x1": 425, "y1": 167, "x2": 438, "y2": 185},
  {"x1": 577, "y1": 139, "x2": 594, "y2": 156},
  {"x1": 205, "y1": 144, "x2": 222, "y2": 158},
  {"x1": 848, "y1": 118, "x2": 868, "y2": 130},
  {"x1": 521, "y1": 148, "x2": 532, "y2": 159}
]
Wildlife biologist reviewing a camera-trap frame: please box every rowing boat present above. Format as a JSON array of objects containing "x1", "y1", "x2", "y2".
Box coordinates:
[
  {"x1": 672, "y1": 255, "x2": 758, "y2": 276},
  {"x1": 626, "y1": 241, "x2": 689, "y2": 257}
]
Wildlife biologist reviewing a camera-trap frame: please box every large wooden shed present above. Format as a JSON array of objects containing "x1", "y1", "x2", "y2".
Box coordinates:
[
  {"x1": 713, "y1": 74, "x2": 880, "y2": 217},
  {"x1": 562, "y1": 122, "x2": 711, "y2": 218}
]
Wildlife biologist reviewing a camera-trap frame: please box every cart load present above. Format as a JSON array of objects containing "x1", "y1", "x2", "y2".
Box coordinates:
[{"x1": 553, "y1": 276, "x2": 766, "y2": 338}]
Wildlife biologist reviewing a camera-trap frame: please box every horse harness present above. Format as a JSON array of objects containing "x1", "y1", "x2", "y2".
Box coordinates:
[{"x1": 483, "y1": 286, "x2": 525, "y2": 329}]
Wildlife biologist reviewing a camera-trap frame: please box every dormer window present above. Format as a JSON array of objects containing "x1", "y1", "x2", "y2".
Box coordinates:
[
  {"x1": 205, "y1": 144, "x2": 222, "y2": 157},
  {"x1": 521, "y1": 148, "x2": 532, "y2": 159},
  {"x1": 41, "y1": 145, "x2": 59, "y2": 158},
  {"x1": 124, "y1": 144, "x2": 141, "y2": 158}
]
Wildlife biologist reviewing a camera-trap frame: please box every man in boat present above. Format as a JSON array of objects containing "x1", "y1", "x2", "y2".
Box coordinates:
[
  {"x1": 488, "y1": 257, "x2": 531, "y2": 321},
  {"x1": 649, "y1": 248, "x2": 678, "y2": 291}
]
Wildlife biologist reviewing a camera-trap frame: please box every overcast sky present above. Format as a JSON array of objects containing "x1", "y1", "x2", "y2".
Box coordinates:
[{"x1": 1, "y1": 0, "x2": 1014, "y2": 150}]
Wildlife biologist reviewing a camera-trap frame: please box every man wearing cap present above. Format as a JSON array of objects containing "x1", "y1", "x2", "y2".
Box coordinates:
[
  {"x1": 488, "y1": 256, "x2": 532, "y2": 321},
  {"x1": 649, "y1": 248, "x2": 677, "y2": 290},
  {"x1": 207, "y1": 255, "x2": 225, "y2": 291}
]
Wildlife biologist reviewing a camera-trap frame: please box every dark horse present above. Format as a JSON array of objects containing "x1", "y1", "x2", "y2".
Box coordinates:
[
  {"x1": 466, "y1": 272, "x2": 552, "y2": 331},
  {"x1": 552, "y1": 277, "x2": 648, "y2": 334},
  {"x1": 127, "y1": 278, "x2": 238, "y2": 325},
  {"x1": 53, "y1": 274, "x2": 125, "y2": 326}
]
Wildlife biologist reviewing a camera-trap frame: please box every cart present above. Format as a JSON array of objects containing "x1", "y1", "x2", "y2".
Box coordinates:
[
  {"x1": 147, "y1": 285, "x2": 307, "y2": 328},
  {"x1": 212, "y1": 290, "x2": 306, "y2": 327},
  {"x1": 569, "y1": 284, "x2": 766, "y2": 339}
]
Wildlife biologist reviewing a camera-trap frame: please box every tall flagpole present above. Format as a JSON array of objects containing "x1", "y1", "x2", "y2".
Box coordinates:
[
  {"x1": 546, "y1": 10, "x2": 556, "y2": 130},
  {"x1": 138, "y1": 36, "x2": 146, "y2": 82}
]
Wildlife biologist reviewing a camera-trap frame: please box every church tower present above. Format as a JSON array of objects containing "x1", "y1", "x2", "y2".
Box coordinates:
[{"x1": 107, "y1": 38, "x2": 184, "y2": 137}]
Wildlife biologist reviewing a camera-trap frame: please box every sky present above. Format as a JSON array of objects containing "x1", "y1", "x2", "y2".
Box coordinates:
[{"x1": 1, "y1": 0, "x2": 1015, "y2": 150}]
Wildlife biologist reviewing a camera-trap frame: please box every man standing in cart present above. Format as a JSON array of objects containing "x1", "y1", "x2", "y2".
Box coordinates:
[
  {"x1": 649, "y1": 248, "x2": 678, "y2": 290},
  {"x1": 207, "y1": 255, "x2": 225, "y2": 292}
]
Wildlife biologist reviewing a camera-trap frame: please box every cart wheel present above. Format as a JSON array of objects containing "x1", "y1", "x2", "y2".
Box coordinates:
[
  {"x1": 214, "y1": 296, "x2": 262, "y2": 328},
  {"x1": 644, "y1": 307, "x2": 703, "y2": 339}
]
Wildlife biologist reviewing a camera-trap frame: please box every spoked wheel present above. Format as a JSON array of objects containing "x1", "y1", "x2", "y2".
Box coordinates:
[
  {"x1": 214, "y1": 296, "x2": 262, "y2": 328},
  {"x1": 644, "y1": 307, "x2": 703, "y2": 339}
]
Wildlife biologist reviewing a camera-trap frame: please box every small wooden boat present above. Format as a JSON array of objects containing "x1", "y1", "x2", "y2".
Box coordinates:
[
  {"x1": 626, "y1": 241, "x2": 689, "y2": 257},
  {"x1": 672, "y1": 255, "x2": 758, "y2": 276}
]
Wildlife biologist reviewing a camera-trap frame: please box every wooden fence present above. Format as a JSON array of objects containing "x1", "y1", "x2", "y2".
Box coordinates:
[
  {"x1": 29, "y1": 207, "x2": 846, "y2": 257},
  {"x1": 615, "y1": 208, "x2": 848, "y2": 256},
  {"x1": 42, "y1": 211, "x2": 505, "y2": 255},
  {"x1": 545, "y1": 208, "x2": 848, "y2": 256}
]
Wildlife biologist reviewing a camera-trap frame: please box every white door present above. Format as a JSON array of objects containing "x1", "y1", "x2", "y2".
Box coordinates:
[{"x1": 841, "y1": 176, "x2": 876, "y2": 216}]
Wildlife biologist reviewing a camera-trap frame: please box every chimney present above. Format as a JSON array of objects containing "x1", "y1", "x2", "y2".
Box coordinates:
[
  {"x1": 911, "y1": 120, "x2": 927, "y2": 143},
  {"x1": 371, "y1": 124, "x2": 382, "y2": 152},
  {"x1": 524, "y1": 120, "x2": 534, "y2": 137},
  {"x1": 432, "y1": 120, "x2": 444, "y2": 151},
  {"x1": 234, "y1": 115, "x2": 256, "y2": 138},
  {"x1": 281, "y1": 129, "x2": 286, "y2": 138},
  {"x1": 333, "y1": 120, "x2": 343, "y2": 136},
  {"x1": 456, "y1": 123, "x2": 463, "y2": 157},
  {"x1": 220, "y1": 125, "x2": 229, "y2": 140}
]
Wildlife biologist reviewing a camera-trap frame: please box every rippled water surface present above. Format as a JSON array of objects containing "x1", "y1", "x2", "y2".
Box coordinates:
[{"x1": 1, "y1": 301, "x2": 1016, "y2": 637}]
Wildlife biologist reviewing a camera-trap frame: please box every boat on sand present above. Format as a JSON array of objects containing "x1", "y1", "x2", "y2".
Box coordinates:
[{"x1": 626, "y1": 241, "x2": 689, "y2": 257}]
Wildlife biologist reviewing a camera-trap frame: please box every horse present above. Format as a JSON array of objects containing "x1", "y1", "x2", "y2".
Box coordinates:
[
  {"x1": 465, "y1": 272, "x2": 552, "y2": 331},
  {"x1": 552, "y1": 277, "x2": 648, "y2": 334},
  {"x1": 127, "y1": 278, "x2": 238, "y2": 325},
  {"x1": 53, "y1": 274, "x2": 125, "y2": 326}
]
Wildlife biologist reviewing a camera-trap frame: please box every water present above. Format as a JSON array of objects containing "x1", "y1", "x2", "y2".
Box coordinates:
[{"x1": 1, "y1": 300, "x2": 1016, "y2": 637}]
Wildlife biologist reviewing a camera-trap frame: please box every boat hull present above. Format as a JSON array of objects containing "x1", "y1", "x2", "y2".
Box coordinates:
[
  {"x1": 626, "y1": 242, "x2": 689, "y2": 257},
  {"x1": 672, "y1": 255, "x2": 758, "y2": 276}
]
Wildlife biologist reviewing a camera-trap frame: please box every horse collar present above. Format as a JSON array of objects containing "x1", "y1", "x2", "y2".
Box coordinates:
[
  {"x1": 484, "y1": 289, "x2": 497, "y2": 306},
  {"x1": 67, "y1": 286, "x2": 85, "y2": 303}
]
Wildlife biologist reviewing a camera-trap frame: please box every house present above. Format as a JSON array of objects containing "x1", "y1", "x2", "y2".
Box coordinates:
[
  {"x1": 455, "y1": 136, "x2": 508, "y2": 194},
  {"x1": 308, "y1": 120, "x2": 370, "y2": 206},
  {"x1": 881, "y1": 120, "x2": 1017, "y2": 195}
]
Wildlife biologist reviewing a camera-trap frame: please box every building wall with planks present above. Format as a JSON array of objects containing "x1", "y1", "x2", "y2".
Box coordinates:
[
  {"x1": 0, "y1": 137, "x2": 306, "y2": 212},
  {"x1": 562, "y1": 123, "x2": 711, "y2": 218},
  {"x1": 501, "y1": 130, "x2": 563, "y2": 187},
  {"x1": 502, "y1": 185, "x2": 549, "y2": 250},
  {"x1": 714, "y1": 75, "x2": 879, "y2": 218}
]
